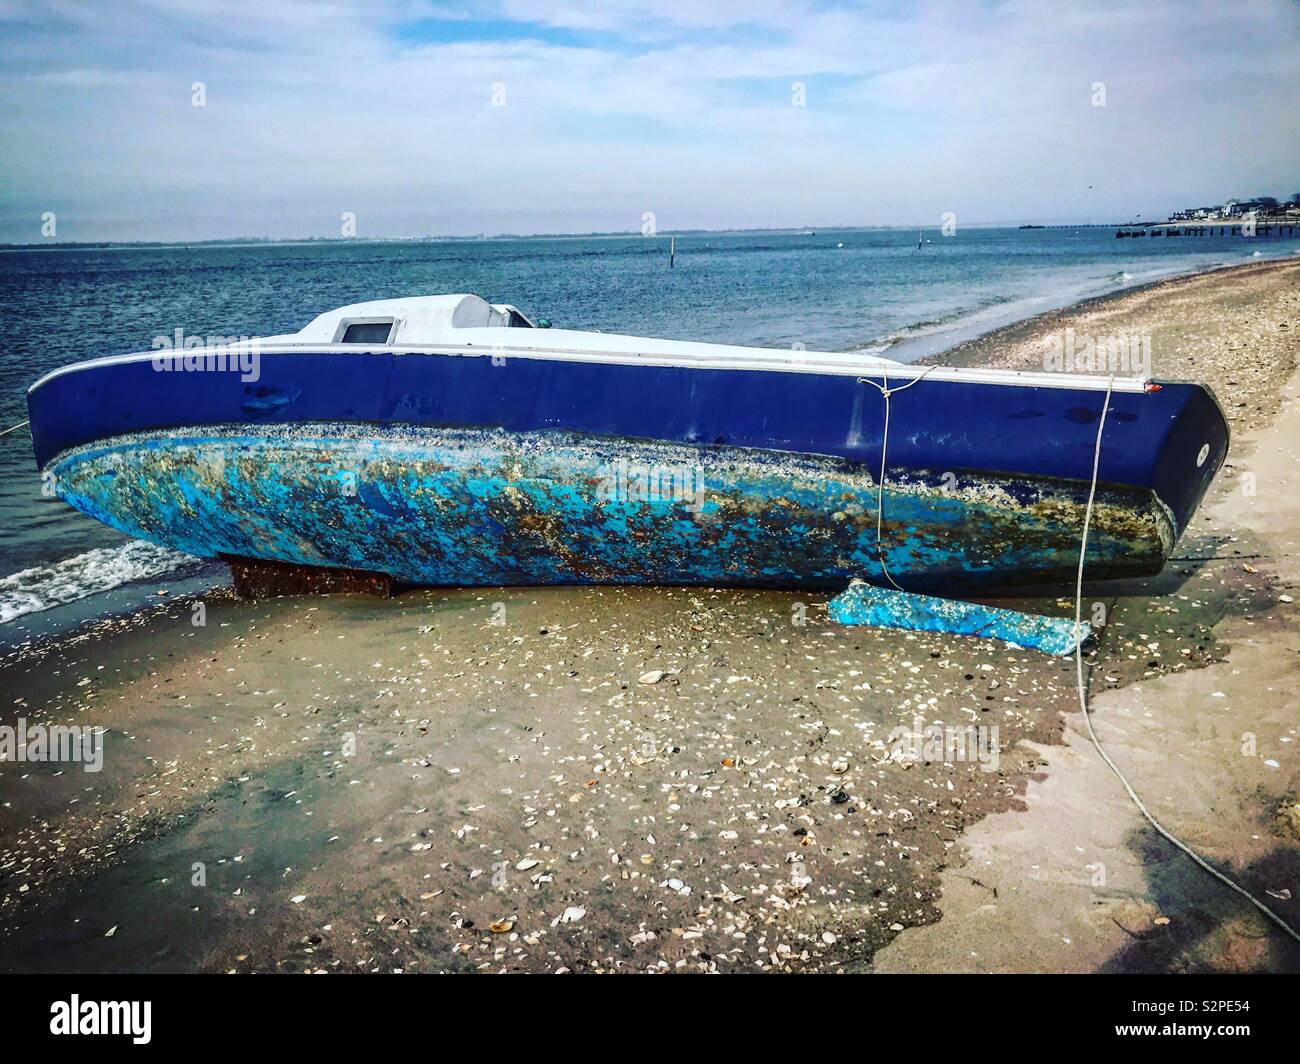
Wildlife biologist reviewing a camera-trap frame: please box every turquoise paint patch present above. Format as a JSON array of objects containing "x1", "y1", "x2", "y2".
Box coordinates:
[
  {"x1": 47, "y1": 423, "x2": 1171, "y2": 592},
  {"x1": 828, "y1": 581, "x2": 1089, "y2": 656}
]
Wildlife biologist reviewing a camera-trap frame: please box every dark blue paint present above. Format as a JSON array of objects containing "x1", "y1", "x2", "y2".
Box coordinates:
[{"x1": 28, "y1": 349, "x2": 1228, "y2": 539}]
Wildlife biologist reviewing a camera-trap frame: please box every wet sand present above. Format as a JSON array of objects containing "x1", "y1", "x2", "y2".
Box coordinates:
[{"x1": 1, "y1": 259, "x2": 1297, "y2": 973}]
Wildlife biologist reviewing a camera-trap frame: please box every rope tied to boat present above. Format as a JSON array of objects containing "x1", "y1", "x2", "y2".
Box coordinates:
[
  {"x1": 856, "y1": 364, "x2": 940, "y2": 591},
  {"x1": 858, "y1": 367, "x2": 1299, "y2": 943},
  {"x1": 0, "y1": 419, "x2": 30, "y2": 438}
]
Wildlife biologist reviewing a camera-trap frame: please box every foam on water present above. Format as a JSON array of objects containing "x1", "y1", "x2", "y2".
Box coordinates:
[{"x1": 0, "y1": 541, "x2": 199, "y2": 623}]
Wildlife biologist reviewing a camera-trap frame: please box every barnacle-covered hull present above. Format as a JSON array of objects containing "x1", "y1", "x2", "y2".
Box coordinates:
[{"x1": 46, "y1": 424, "x2": 1179, "y2": 591}]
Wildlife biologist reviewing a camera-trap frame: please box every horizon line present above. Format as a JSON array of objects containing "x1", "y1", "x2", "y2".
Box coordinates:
[{"x1": 0, "y1": 219, "x2": 1132, "y2": 250}]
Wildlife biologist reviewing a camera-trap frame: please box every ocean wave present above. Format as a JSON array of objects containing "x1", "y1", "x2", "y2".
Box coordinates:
[
  {"x1": 852, "y1": 294, "x2": 1022, "y2": 356},
  {"x1": 0, "y1": 541, "x2": 200, "y2": 624}
]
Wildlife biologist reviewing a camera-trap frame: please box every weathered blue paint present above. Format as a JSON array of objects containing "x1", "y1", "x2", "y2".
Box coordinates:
[
  {"x1": 28, "y1": 348, "x2": 1230, "y2": 544},
  {"x1": 828, "y1": 581, "x2": 1089, "y2": 655},
  {"x1": 49, "y1": 423, "x2": 1178, "y2": 591}
]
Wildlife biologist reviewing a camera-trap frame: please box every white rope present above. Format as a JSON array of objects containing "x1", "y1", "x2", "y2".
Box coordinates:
[
  {"x1": 857, "y1": 364, "x2": 940, "y2": 590},
  {"x1": 856, "y1": 366, "x2": 1298, "y2": 941},
  {"x1": 0, "y1": 419, "x2": 29, "y2": 438},
  {"x1": 1075, "y1": 377, "x2": 1299, "y2": 943}
]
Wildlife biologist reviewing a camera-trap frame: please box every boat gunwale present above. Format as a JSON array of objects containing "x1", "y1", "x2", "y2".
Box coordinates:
[{"x1": 28, "y1": 340, "x2": 1158, "y2": 395}]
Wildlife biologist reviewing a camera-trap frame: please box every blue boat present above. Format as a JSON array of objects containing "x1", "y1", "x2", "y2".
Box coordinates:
[{"x1": 27, "y1": 294, "x2": 1228, "y2": 592}]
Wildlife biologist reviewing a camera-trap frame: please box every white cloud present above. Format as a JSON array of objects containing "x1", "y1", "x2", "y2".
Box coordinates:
[{"x1": 0, "y1": 0, "x2": 1295, "y2": 241}]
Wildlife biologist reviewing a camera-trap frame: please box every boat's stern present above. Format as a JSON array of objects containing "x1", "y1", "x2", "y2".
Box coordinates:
[{"x1": 1145, "y1": 380, "x2": 1230, "y2": 545}]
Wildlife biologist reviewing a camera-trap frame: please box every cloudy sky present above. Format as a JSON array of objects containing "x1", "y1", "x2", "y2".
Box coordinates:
[{"x1": 1, "y1": 0, "x2": 1296, "y2": 242}]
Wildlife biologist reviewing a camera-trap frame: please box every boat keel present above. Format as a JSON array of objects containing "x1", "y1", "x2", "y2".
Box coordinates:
[{"x1": 221, "y1": 553, "x2": 394, "y2": 600}]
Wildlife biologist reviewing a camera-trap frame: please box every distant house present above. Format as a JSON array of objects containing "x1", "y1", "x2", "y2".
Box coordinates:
[
  {"x1": 1168, "y1": 197, "x2": 1290, "y2": 223},
  {"x1": 1229, "y1": 198, "x2": 1278, "y2": 217}
]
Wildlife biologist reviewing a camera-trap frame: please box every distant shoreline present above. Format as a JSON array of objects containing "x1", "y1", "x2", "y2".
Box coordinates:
[{"x1": 0, "y1": 222, "x2": 1131, "y2": 252}]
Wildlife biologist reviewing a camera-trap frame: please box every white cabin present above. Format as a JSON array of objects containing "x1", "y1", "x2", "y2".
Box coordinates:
[{"x1": 293, "y1": 294, "x2": 537, "y2": 346}]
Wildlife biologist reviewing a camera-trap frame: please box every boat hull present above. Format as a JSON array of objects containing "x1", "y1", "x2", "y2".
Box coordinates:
[
  {"x1": 47, "y1": 423, "x2": 1177, "y2": 591},
  {"x1": 29, "y1": 342, "x2": 1229, "y2": 591}
]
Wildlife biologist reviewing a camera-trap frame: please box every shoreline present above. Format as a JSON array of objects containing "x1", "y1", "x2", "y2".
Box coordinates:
[
  {"x1": 1, "y1": 259, "x2": 1297, "y2": 972},
  {"x1": 921, "y1": 258, "x2": 1294, "y2": 382},
  {"x1": 884, "y1": 252, "x2": 1296, "y2": 364}
]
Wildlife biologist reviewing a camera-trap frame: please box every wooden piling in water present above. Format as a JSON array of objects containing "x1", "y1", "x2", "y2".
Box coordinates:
[{"x1": 1120, "y1": 215, "x2": 1300, "y2": 240}]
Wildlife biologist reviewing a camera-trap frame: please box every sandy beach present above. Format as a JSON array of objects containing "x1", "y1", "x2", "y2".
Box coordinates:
[{"x1": 1, "y1": 259, "x2": 1296, "y2": 974}]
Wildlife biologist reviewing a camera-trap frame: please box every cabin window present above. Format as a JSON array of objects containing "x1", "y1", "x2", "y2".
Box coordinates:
[
  {"x1": 506, "y1": 310, "x2": 533, "y2": 328},
  {"x1": 339, "y1": 320, "x2": 396, "y2": 344}
]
